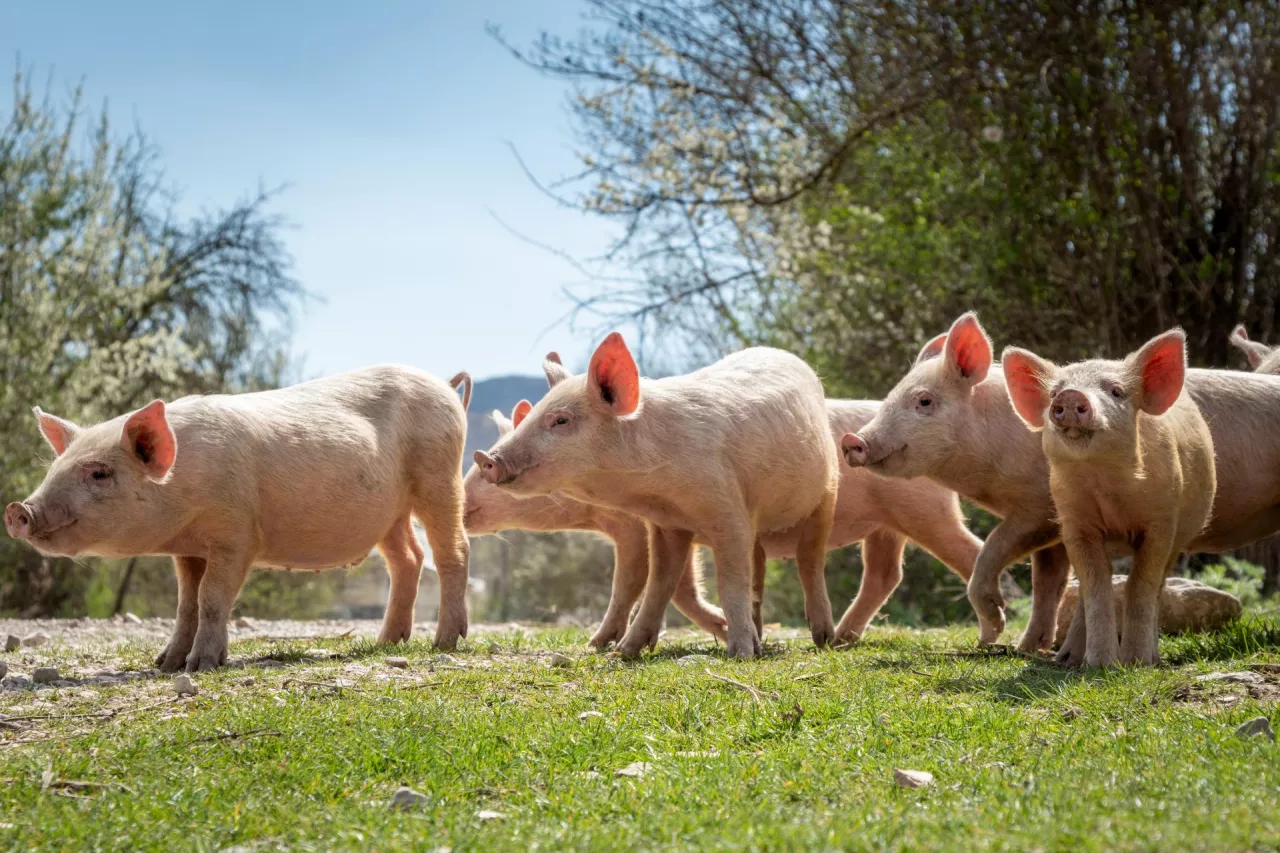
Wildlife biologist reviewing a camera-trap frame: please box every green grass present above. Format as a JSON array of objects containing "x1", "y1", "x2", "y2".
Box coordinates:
[{"x1": 1, "y1": 616, "x2": 1278, "y2": 852}]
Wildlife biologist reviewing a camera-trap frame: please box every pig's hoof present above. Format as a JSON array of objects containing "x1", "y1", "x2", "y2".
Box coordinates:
[
  {"x1": 697, "y1": 611, "x2": 729, "y2": 642},
  {"x1": 433, "y1": 613, "x2": 468, "y2": 651},
  {"x1": 155, "y1": 646, "x2": 190, "y2": 672},
  {"x1": 810, "y1": 619, "x2": 836, "y2": 649},
  {"x1": 376, "y1": 625, "x2": 412, "y2": 645},
  {"x1": 833, "y1": 627, "x2": 863, "y2": 648},
  {"x1": 1054, "y1": 644, "x2": 1083, "y2": 668},
  {"x1": 726, "y1": 632, "x2": 761, "y2": 660},
  {"x1": 185, "y1": 645, "x2": 227, "y2": 673},
  {"x1": 1016, "y1": 622, "x2": 1056, "y2": 653},
  {"x1": 615, "y1": 627, "x2": 659, "y2": 658},
  {"x1": 589, "y1": 621, "x2": 626, "y2": 650}
]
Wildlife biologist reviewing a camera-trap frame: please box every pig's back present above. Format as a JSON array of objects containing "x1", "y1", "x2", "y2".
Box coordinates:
[{"x1": 1186, "y1": 368, "x2": 1280, "y2": 549}]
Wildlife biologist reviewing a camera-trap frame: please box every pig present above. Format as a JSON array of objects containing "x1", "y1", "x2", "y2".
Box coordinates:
[
  {"x1": 466, "y1": 388, "x2": 982, "y2": 649},
  {"x1": 5, "y1": 366, "x2": 473, "y2": 671},
  {"x1": 1001, "y1": 330, "x2": 1216, "y2": 666},
  {"x1": 1229, "y1": 325, "x2": 1280, "y2": 374},
  {"x1": 464, "y1": 402, "x2": 731, "y2": 647},
  {"x1": 473, "y1": 333, "x2": 840, "y2": 659},
  {"x1": 840, "y1": 313, "x2": 1069, "y2": 652},
  {"x1": 844, "y1": 312, "x2": 1280, "y2": 652}
]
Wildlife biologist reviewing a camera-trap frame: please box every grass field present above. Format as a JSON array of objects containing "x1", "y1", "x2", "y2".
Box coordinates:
[{"x1": 1, "y1": 607, "x2": 1278, "y2": 852}]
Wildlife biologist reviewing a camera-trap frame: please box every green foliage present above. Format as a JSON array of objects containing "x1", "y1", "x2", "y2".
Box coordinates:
[{"x1": 0, "y1": 70, "x2": 303, "y2": 615}]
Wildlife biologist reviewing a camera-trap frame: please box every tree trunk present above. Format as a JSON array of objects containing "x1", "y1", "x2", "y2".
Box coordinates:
[
  {"x1": 1233, "y1": 536, "x2": 1280, "y2": 598},
  {"x1": 112, "y1": 557, "x2": 139, "y2": 616}
]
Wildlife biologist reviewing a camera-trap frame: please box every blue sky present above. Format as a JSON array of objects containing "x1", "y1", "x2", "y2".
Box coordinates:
[{"x1": 2, "y1": 0, "x2": 625, "y2": 380}]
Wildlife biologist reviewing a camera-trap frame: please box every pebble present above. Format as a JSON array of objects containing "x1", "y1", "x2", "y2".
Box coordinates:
[
  {"x1": 385, "y1": 657, "x2": 409, "y2": 669},
  {"x1": 22, "y1": 632, "x2": 50, "y2": 648},
  {"x1": 674, "y1": 654, "x2": 714, "y2": 667},
  {"x1": 305, "y1": 649, "x2": 335, "y2": 660},
  {"x1": 33, "y1": 667, "x2": 60, "y2": 684},
  {"x1": 123, "y1": 612, "x2": 142, "y2": 625},
  {"x1": 615, "y1": 761, "x2": 651, "y2": 778},
  {"x1": 475, "y1": 810, "x2": 506, "y2": 821},
  {"x1": 4, "y1": 675, "x2": 31, "y2": 689},
  {"x1": 389, "y1": 786, "x2": 428, "y2": 810},
  {"x1": 547, "y1": 652, "x2": 572, "y2": 668},
  {"x1": 0, "y1": 662, "x2": 7, "y2": 680},
  {"x1": 578, "y1": 710, "x2": 604, "y2": 721},
  {"x1": 894, "y1": 769, "x2": 934, "y2": 789},
  {"x1": 1236, "y1": 717, "x2": 1275, "y2": 742},
  {"x1": 4, "y1": 635, "x2": 19, "y2": 652},
  {"x1": 173, "y1": 674, "x2": 199, "y2": 696}
]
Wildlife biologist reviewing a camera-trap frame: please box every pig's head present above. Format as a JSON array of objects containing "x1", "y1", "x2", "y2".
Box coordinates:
[
  {"x1": 1001, "y1": 329, "x2": 1187, "y2": 464},
  {"x1": 841, "y1": 312, "x2": 993, "y2": 479},
  {"x1": 5, "y1": 401, "x2": 178, "y2": 557},
  {"x1": 473, "y1": 333, "x2": 639, "y2": 496},
  {"x1": 1229, "y1": 324, "x2": 1280, "y2": 375},
  {"x1": 462, "y1": 401, "x2": 540, "y2": 534}
]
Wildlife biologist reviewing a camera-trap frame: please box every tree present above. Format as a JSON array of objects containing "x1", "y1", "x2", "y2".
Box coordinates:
[{"x1": 0, "y1": 71, "x2": 304, "y2": 614}]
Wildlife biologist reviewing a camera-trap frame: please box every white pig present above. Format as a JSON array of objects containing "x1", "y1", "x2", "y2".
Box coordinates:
[
  {"x1": 5, "y1": 367, "x2": 472, "y2": 671},
  {"x1": 1002, "y1": 331, "x2": 1216, "y2": 667},
  {"x1": 473, "y1": 333, "x2": 839, "y2": 659}
]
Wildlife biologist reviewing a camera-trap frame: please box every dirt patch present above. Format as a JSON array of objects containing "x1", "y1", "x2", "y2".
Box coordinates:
[{"x1": 1172, "y1": 667, "x2": 1280, "y2": 710}]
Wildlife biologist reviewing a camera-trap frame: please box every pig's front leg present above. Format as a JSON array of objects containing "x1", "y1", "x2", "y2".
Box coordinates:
[
  {"x1": 794, "y1": 491, "x2": 837, "y2": 648},
  {"x1": 615, "y1": 525, "x2": 693, "y2": 656},
  {"x1": 155, "y1": 556, "x2": 206, "y2": 672},
  {"x1": 751, "y1": 541, "x2": 766, "y2": 638},
  {"x1": 591, "y1": 524, "x2": 650, "y2": 649},
  {"x1": 1020, "y1": 543, "x2": 1071, "y2": 653},
  {"x1": 1055, "y1": 596, "x2": 1087, "y2": 666},
  {"x1": 708, "y1": 522, "x2": 760, "y2": 659},
  {"x1": 966, "y1": 518, "x2": 1059, "y2": 645},
  {"x1": 186, "y1": 546, "x2": 253, "y2": 672},
  {"x1": 1063, "y1": 532, "x2": 1119, "y2": 668},
  {"x1": 1120, "y1": 530, "x2": 1174, "y2": 666}
]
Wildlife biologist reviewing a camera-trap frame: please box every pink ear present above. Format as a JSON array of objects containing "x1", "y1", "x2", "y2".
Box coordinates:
[
  {"x1": 491, "y1": 409, "x2": 513, "y2": 436},
  {"x1": 1229, "y1": 324, "x2": 1268, "y2": 369},
  {"x1": 512, "y1": 399, "x2": 533, "y2": 428},
  {"x1": 943, "y1": 313, "x2": 992, "y2": 384},
  {"x1": 1000, "y1": 348, "x2": 1053, "y2": 429},
  {"x1": 914, "y1": 332, "x2": 948, "y2": 365},
  {"x1": 587, "y1": 332, "x2": 640, "y2": 415},
  {"x1": 121, "y1": 400, "x2": 177, "y2": 480},
  {"x1": 32, "y1": 407, "x2": 80, "y2": 456},
  {"x1": 1135, "y1": 330, "x2": 1186, "y2": 416}
]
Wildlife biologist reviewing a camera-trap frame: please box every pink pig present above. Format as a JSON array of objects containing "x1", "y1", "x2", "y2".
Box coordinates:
[
  {"x1": 474, "y1": 333, "x2": 840, "y2": 659},
  {"x1": 5, "y1": 367, "x2": 473, "y2": 671},
  {"x1": 467, "y1": 383, "x2": 981, "y2": 649}
]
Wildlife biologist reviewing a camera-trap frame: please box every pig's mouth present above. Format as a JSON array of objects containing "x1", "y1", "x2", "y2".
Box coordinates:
[
  {"x1": 866, "y1": 443, "x2": 907, "y2": 471},
  {"x1": 28, "y1": 518, "x2": 79, "y2": 553},
  {"x1": 1052, "y1": 425, "x2": 1095, "y2": 447}
]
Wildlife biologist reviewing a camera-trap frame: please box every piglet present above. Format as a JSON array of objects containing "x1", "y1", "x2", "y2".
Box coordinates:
[
  {"x1": 1002, "y1": 331, "x2": 1216, "y2": 667},
  {"x1": 5, "y1": 366, "x2": 472, "y2": 671},
  {"x1": 464, "y1": 402, "x2": 729, "y2": 647},
  {"x1": 474, "y1": 333, "x2": 840, "y2": 659}
]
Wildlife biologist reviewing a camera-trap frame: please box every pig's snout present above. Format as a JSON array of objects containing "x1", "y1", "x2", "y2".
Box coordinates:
[
  {"x1": 1050, "y1": 390, "x2": 1094, "y2": 429},
  {"x1": 841, "y1": 433, "x2": 869, "y2": 467},
  {"x1": 473, "y1": 450, "x2": 513, "y2": 486},
  {"x1": 5, "y1": 502, "x2": 34, "y2": 540}
]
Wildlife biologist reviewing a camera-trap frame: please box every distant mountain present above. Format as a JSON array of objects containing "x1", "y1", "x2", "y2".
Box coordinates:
[{"x1": 463, "y1": 374, "x2": 549, "y2": 460}]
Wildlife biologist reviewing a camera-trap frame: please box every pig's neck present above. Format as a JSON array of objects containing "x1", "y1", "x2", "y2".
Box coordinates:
[{"x1": 936, "y1": 377, "x2": 1051, "y2": 518}]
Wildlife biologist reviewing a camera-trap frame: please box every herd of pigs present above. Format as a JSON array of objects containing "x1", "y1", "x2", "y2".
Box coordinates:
[{"x1": 5, "y1": 314, "x2": 1280, "y2": 674}]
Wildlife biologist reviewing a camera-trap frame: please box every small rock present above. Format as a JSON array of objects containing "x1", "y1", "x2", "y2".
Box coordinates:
[
  {"x1": 578, "y1": 710, "x2": 604, "y2": 721},
  {"x1": 33, "y1": 667, "x2": 60, "y2": 684},
  {"x1": 1195, "y1": 671, "x2": 1265, "y2": 685},
  {"x1": 305, "y1": 649, "x2": 335, "y2": 660},
  {"x1": 547, "y1": 652, "x2": 572, "y2": 668},
  {"x1": 615, "y1": 761, "x2": 651, "y2": 778},
  {"x1": 173, "y1": 674, "x2": 199, "y2": 696},
  {"x1": 51, "y1": 679, "x2": 76, "y2": 688},
  {"x1": 0, "y1": 662, "x2": 7, "y2": 680},
  {"x1": 236, "y1": 677, "x2": 257, "y2": 687},
  {"x1": 475, "y1": 809, "x2": 505, "y2": 821},
  {"x1": 389, "y1": 786, "x2": 428, "y2": 810},
  {"x1": 674, "y1": 654, "x2": 714, "y2": 668},
  {"x1": 123, "y1": 612, "x2": 142, "y2": 625},
  {"x1": 4, "y1": 635, "x2": 19, "y2": 652},
  {"x1": 4, "y1": 675, "x2": 31, "y2": 689},
  {"x1": 22, "y1": 632, "x2": 50, "y2": 648},
  {"x1": 385, "y1": 657, "x2": 409, "y2": 669},
  {"x1": 1236, "y1": 717, "x2": 1275, "y2": 742},
  {"x1": 1056, "y1": 575, "x2": 1242, "y2": 644},
  {"x1": 431, "y1": 654, "x2": 464, "y2": 668},
  {"x1": 894, "y1": 769, "x2": 934, "y2": 789}
]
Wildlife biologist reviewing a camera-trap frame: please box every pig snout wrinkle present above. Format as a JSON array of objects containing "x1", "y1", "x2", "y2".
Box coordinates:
[
  {"x1": 841, "y1": 433, "x2": 869, "y2": 467},
  {"x1": 1051, "y1": 390, "x2": 1093, "y2": 429},
  {"x1": 4, "y1": 502, "x2": 32, "y2": 539},
  {"x1": 473, "y1": 450, "x2": 514, "y2": 486}
]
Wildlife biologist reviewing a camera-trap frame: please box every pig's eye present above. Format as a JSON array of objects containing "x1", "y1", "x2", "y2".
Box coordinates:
[
  {"x1": 918, "y1": 395, "x2": 933, "y2": 409},
  {"x1": 86, "y1": 465, "x2": 113, "y2": 482},
  {"x1": 1109, "y1": 386, "x2": 1125, "y2": 400},
  {"x1": 553, "y1": 416, "x2": 569, "y2": 427}
]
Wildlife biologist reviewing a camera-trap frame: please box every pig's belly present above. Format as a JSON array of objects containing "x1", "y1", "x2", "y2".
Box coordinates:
[
  {"x1": 759, "y1": 517, "x2": 880, "y2": 560},
  {"x1": 255, "y1": 500, "x2": 404, "y2": 571}
]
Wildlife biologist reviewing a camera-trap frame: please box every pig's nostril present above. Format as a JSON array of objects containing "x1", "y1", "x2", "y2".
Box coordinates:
[
  {"x1": 1052, "y1": 405, "x2": 1065, "y2": 419},
  {"x1": 1076, "y1": 405, "x2": 1088, "y2": 415}
]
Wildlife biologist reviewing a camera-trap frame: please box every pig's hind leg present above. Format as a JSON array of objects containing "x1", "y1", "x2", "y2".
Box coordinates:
[
  {"x1": 186, "y1": 546, "x2": 253, "y2": 672},
  {"x1": 590, "y1": 524, "x2": 649, "y2": 649},
  {"x1": 794, "y1": 489, "x2": 838, "y2": 648},
  {"x1": 156, "y1": 556, "x2": 206, "y2": 671},
  {"x1": 671, "y1": 548, "x2": 729, "y2": 641},
  {"x1": 413, "y1": 470, "x2": 471, "y2": 651},
  {"x1": 834, "y1": 528, "x2": 906, "y2": 644},
  {"x1": 706, "y1": 520, "x2": 762, "y2": 659},
  {"x1": 376, "y1": 514, "x2": 425, "y2": 644},
  {"x1": 616, "y1": 525, "x2": 694, "y2": 657},
  {"x1": 1019, "y1": 544, "x2": 1071, "y2": 653}
]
